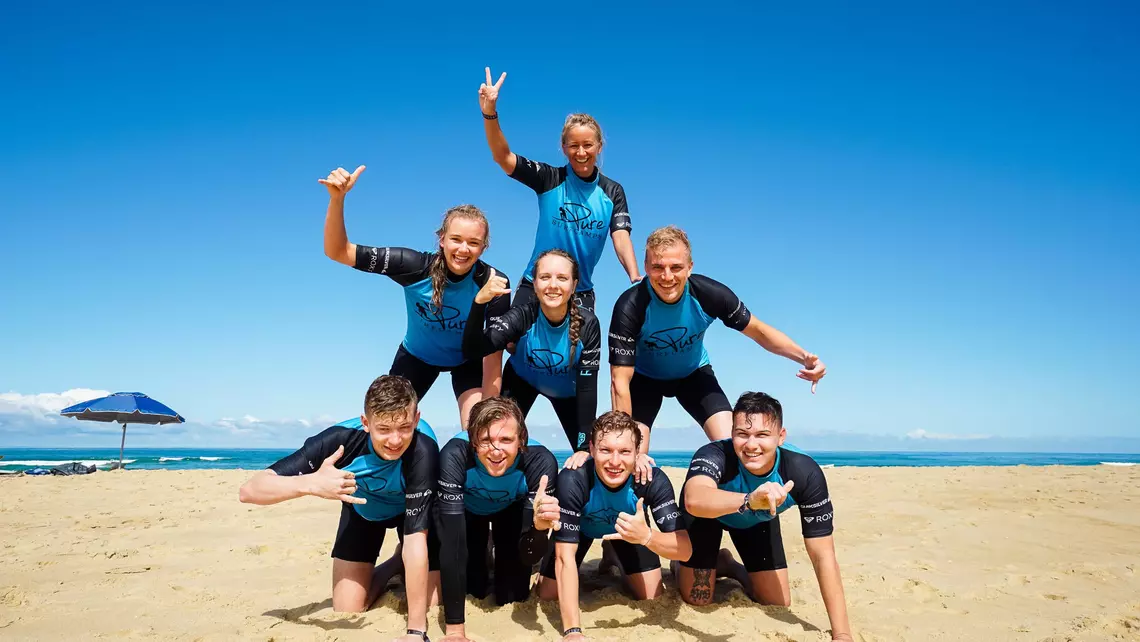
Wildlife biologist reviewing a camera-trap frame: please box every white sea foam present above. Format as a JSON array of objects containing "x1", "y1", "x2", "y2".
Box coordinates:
[
  {"x1": 1100, "y1": 462, "x2": 1137, "y2": 467},
  {"x1": 199, "y1": 456, "x2": 228, "y2": 461},
  {"x1": 159, "y1": 457, "x2": 185, "y2": 462}
]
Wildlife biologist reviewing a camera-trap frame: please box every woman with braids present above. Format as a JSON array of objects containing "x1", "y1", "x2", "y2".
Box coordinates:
[
  {"x1": 478, "y1": 67, "x2": 641, "y2": 313},
  {"x1": 461, "y1": 249, "x2": 601, "y2": 453},
  {"x1": 435, "y1": 396, "x2": 561, "y2": 642},
  {"x1": 320, "y1": 165, "x2": 510, "y2": 427}
]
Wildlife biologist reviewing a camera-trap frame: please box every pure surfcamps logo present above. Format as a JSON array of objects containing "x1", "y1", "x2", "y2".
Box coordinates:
[
  {"x1": 555, "y1": 202, "x2": 606, "y2": 237},
  {"x1": 643, "y1": 326, "x2": 705, "y2": 353},
  {"x1": 526, "y1": 348, "x2": 572, "y2": 376},
  {"x1": 414, "y1": 302, "x2": 465, "y2": 331}
]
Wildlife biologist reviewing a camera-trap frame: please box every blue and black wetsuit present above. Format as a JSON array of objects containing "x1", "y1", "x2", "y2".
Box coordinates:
[
  {"x1": 435, "y1": 434, "x2": 558, "y2": 625},
  {"x1": 269, "y1": 417, "x2": 441, "y2": 567},
  {"x1": 353, "y1": 245, "x2": 510, "y2": 400},
  {"x1": 679, "y1": 440, "x2": 834, "y2": 572},
  {"x1": 539, "y1": 462, "x2": 682, "y2": 579},
  {"x1": 463, "y1": 298, "x2": 600, "y2": 451},
  {"x1": 609, "y1": 275, "x2": 752, "y2": 429},
  {"x1": 507, "y1": 155, "x2": 632, "y2": 313}
]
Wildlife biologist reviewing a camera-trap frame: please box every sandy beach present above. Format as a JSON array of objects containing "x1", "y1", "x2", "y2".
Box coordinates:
[{"x1": 1, "y1": 465, "x2": 1138, "y2": 641}]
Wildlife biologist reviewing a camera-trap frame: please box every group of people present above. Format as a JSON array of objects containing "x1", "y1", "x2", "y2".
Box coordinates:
[{"x1": 239, "y1": 68, "x2": 852, "y2": 642}]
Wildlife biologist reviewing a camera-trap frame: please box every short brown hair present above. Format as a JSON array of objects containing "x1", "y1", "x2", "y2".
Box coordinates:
[
  {"x1": 364, "y1": 375, "x2": 418, "y2": 421},
  {"x1": 589, "y1": 410, "x2": 642, "y2": 450},
  {"x1": 467, "y1": 396, "x2": 528, "y2": 449},
  {"x1": 644, "y1": 225, "x2": 692, "y2": 261}
]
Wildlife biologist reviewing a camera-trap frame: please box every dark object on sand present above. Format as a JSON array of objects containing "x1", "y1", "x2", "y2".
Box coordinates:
[{"x1": 50, "y1": 462, "x2": 98, "y2": 476}]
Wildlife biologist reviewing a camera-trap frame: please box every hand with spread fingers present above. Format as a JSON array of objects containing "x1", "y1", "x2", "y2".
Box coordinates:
[
  {"x1": 797, "y1": 352, "x2": 827, "y2": 394},
  {"x1": 474, "y1": 268, "x2": 511, "y2": 305},
  {"x1": 532, "y1": 474, "x2": 561, "y2": 531},
  {"x1": 633, "y1": 453, "x2": 656, "y2": 484},
  {"x1": 601, "y1": 497, "x2": 654, "y2": 547},
  {"x1": 562, "y1": 450, "x2": 590, "y2": 470},
  {"x1": 747, "y1": 480, "x2": 794, "y2": 516},
  {"x1": 307, "y1": 446, "x2": 366, "y2": 505},
  {"x1": 318, "y1": 165, "x2": 366, "y2": 198},
  {"x1": 479, "y1": 66, "x2": 507, "y2": 116}
]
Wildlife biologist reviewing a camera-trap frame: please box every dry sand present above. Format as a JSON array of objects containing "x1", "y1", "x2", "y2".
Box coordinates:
[{"x1": 1, "y1": 466, "x2": 1138, "y2": 641}]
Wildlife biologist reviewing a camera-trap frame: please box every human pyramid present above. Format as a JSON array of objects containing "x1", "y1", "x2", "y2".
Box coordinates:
[{"x1": 239, "y1": 68, "x2": 850, "y2": 642}]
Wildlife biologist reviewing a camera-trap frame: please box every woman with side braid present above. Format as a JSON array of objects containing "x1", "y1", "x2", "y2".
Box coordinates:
[
  {"x1": 461, "y1": 249, "x2": 601, "y2": 452},
  {"x1": 321, "y1": 165, "x2": 510, "y2": 428}
]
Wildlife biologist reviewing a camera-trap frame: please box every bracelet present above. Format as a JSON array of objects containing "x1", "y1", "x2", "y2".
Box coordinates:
[
  {"x1": 563, "y1": 627, "x2": 583, "y2": 636},
  {"x1": 642, "y1": 530, "x2": 653, "y2": 547},
  {"x1": 482, "y1": 112, "x2": 498, "y2": 120},
  {"x1": 406, "y1": 629, "x2": 429, "y2": 641}
]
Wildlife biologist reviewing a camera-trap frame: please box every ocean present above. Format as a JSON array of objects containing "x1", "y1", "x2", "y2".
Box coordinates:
[{"x1": 1, "y1": 448, "x2": 1138, "y2": 473}]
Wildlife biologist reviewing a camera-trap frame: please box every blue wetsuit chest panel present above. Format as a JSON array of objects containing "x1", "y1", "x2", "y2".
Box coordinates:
[
  {"x1": 580, "y1": 471, "x2": 639, "y2": 540},
  {"x1": 636, "y1": 282, "x2": 713, "y2": 379},
  {"x1": 401, "y1": 274, "x2": 481, "y2": 367},
  {"x1": 455, "y1": 434, "x2": 533, "y2": 516},
  {"x1": 336, "y1": 417, "x2": 438, "y2": 522},
  {"x1": 512, "y1": 313, "x2": 582, "y2": 398}
]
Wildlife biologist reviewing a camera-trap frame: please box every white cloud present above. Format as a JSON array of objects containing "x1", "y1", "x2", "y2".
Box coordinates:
[
  {"x1": 0, "y1": 388, "x2": 112, "y2": 422},
  {"x1": 906, "y1": 429, "x2": 991, "y2": 441}
]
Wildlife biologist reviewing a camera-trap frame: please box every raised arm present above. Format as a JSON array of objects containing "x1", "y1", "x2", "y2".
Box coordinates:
[
  {"x1": 319, "y1": 165, "x2": 366, "y2": 266},
  {"x1": 479, "y1": 67, "x2": 517, "y2": 174},
  {"x1": 461, "y1": 269, "x2": 519, "y2": 360}
]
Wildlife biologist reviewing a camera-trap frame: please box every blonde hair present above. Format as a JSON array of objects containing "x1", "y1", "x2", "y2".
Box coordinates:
[
  {"x1": 431, "y1": 205, "x2": 489, "y2": 311},
  {"x1": 561, "y1": 113, "x2": 604, "y2": 148},
  {"x1": 644, "y1": 225, "x2": 692, "y2": 261}
]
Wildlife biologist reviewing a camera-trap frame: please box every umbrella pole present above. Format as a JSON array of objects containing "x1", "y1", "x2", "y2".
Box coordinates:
[{"x1": 118, "y1": 423, "x2": 127, "y2": 469}]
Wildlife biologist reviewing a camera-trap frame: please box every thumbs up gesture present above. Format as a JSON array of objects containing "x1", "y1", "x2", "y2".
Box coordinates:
[
  {"x1": 532, "y1": 474, "x2": 561, "y2": 532},
  {"x1": 475, "y1": 267, "x2": 512, "y2": 304},
  {"x1": 747, "y1": 480, "x2": 794, "y2": 516},
  {"x1": 602, "y1": 497, "x2": 655, "y2": 547},
  {"x1": 307, "y1": 445, "x2": 366, "y2": 504}
]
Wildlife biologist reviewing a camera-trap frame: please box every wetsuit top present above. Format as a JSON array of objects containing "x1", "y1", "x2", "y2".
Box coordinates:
[
  {"x1": 553, "y1": 461, "x2": 682, "y2": 543},
  {"x1": 681, "y1": 440, "x2": 834, "y2": 536},
  {"x1": 608, "y1": 274, "x2": 752, "y2": 380},
  {"x1": 436, "y1": 435, "x2": 559, "y2": 625},
  {"x1": 353, "y1": 245, "x2": 510, "y2": 367},
  {"x1": 463, "y1": 298, "x2": 600, "y2": 450},
  {"x1": 510, "y1": 155, "x2": 632, "y2": 292},
  {"x1": 269, "y1": 416, "x2": 439, "y2": 528}
]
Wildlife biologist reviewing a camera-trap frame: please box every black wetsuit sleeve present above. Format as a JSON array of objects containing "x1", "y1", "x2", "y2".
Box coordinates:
[
  {"x1": 599, "y1": 177, "x2": 632, "y2": 236},
  {"x1": 473, "y1": 261, "x2": 512, "y2": 324},
  {"x1": 518, "y1": 446, "x2": 560, "y2": 565},
  {"x1": 553, "y1": 465, "x2": 591, "y2": 544},
  {"x1": 608, "y1": 284, "x2": 648, "y2": 368},
  {"x1": 435, "y1": 439, "x2": 471, "y2": 625},
  {"x1": 685, "y1": 441, "x2": 732, "y2": 485},
  {"x1": 642, "y1": 471, "x2": 682, "y2": 533},
  {"x1": 268, "y1": 426, "x2": 362, "y2": 476},
  {"x1": 574, "y1": 312, "x2": 602, "y2": 451},
  {"x1": 462, "y1": 300, "x2": 532, "y2": 360},
  {"x1": 509, "y1": 154, "x2": 565, "y2": 194},
  {"x1": 401, "y1": 432, "x2": 438, "y2": 535},
  {"x1": 689, "y1": 274, "x2": 752, "y2": 331},
  {"x1": 353, "y1": 245, "x2": 434, "y2": 287},
  {"x1": 783, "y1": 450, "x2": 835, "y2": 539}
]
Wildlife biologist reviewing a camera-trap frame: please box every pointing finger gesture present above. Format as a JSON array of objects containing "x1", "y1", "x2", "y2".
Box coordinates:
[
  {"x1": 475, "y1": 268, "x2": 511, "y2": 304},
  {"x1": 318, "y1": 165, "x2": 366, "y2": 198},
  {"x1": 479, "y1": 66, "x2": 507, "y2": 115}
]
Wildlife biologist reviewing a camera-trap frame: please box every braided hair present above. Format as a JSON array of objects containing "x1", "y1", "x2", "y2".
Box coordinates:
[
  {"x1": 430, "y1": 204, "x2": 489, "y2": 312},
  {"x1": 534, "y1": 248, "x2": 581, "y2": 362}
]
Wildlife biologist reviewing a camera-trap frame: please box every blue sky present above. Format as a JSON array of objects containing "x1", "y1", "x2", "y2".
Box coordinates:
[{"x1": 2, "y1": 2, "x2": 1138, "y2": 451}]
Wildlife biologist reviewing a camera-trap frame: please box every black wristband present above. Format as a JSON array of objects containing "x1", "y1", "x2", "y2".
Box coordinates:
[
  {"x1": 407, "y1": 629, "x2": 429, "y2": 641},
  {"x1": 482, "y1": 112, "x2": 498, "y2": 120},
  {"x1": 564, "y1": 627, "x2": 582, "y2": 636}
]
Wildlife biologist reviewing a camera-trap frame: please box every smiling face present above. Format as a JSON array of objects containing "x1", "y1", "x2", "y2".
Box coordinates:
[
  {"x1": 362, "y1": 404, "x2": 421, "y2": 461},
  {"x1": 731, "y1": 411, "x2": 787, "y2": 476},
  {"x1": 590, "y1": 427, "x2": 638, "y2": 488},
  {"x1": 472, "y1": 415, "x2": 522, "y2": 477},
  {"x1": 439, "y1": 216, "x2": 487, "y2": 275},
  {"x1": 533, "y1": 253, "x2": 577, "y2": 315},
  {"x1": 646, "y1": 243, "x2": 693, "y2": 304},
  {"x1": 562, "y1": 124, "x2": 602, "y2": 179}
]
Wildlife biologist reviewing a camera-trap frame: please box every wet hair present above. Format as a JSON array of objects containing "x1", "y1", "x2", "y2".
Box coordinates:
[
  {"x1": 467, "y1": 396, "x2": 528, "y2": 451},
  {"x1": 534, "y1": 248, "x2": 581, "y2": 362},
  {"x1": 364, "y1": 375, "x2": 418, "y2": 421},
  {"x1": 588, "y1": 410, "x2": 642, "y2": 451},
  {"x1": 561, "y1": 113, "x2": 604, "y2": 148},
  {"x1": 430, "y1": 204, "x2": 489, "y2": 311},
  {"x1": 645, "y1": 225, "x2": 692, "y2": 262},
  {"x1": 732, "y1": 392, "x2": 783, "y2": 429}
]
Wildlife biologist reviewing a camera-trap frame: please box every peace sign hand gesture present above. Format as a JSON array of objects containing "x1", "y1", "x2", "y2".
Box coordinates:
[
  {"x1": 475, "y1": 268, "x2": 511, "y2": 304},
  {"x1": 479, "y1": 67, "x2": 507, "y2": 115},
  {"x1": 318, "y1": 166, "x2": 366, "y2": 198}
]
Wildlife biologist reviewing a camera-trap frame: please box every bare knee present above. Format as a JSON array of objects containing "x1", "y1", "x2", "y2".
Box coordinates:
[
  {"x1": 331, "y1": 597, "x2": 367, "y2": 613},
  {"x1": 680, "y1": 587, "x2": 714, "y2": 606},
  {"x1": 536, "y1": 577, "x2": 559, "y2": 601}
]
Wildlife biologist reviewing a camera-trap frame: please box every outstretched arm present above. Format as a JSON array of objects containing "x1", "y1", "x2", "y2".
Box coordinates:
[
  {"x1": 804, "y1": 536, "x2": 853, "y2": 641},
  {"x1": 320, "y1": 166, "x2": 366, "y2": 266},
  {"x1": 740, "y1": 316, "x2": 826, "y2": 392},
  {"x1": 479, "y1": 67, "x2": 517, "y2": 174}
]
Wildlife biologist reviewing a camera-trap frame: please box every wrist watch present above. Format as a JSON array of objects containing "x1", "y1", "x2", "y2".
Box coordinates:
[{"x1": 737, "y1": 491, "x2": 751, "y2": 514}]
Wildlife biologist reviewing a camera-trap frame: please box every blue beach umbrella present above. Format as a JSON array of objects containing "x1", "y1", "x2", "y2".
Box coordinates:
[{"x1": 60, "y1": 392, "x2": 185, "y2": 469}]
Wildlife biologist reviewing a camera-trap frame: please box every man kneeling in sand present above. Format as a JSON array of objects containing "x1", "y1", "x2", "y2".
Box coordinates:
[
  {"x1": 239, "y1": 375, "x2": 440, "y2": 642},
  {"x1": 676, "y1": 391, "x2": 854, "y2": 641}
]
